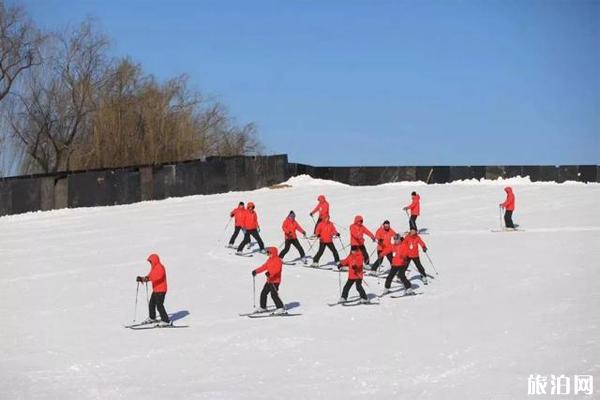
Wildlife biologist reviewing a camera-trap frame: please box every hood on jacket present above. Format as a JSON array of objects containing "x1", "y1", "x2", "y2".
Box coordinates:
[
  {"x1": 267, "y1": 247, "x2": 278, "y2": 257},
  {"x1": 247, "y1": 202, "x2": 255, "y2": 209},
  {"x1": 504, "y1": 186, "x2": 513, "y2": 193},
  {"x1": 318, "y1": 195, "x2": 326, "y2": 202},
  {"x1": 147, "y1": 253, "x2": 161, "y2": 266},
  {"x1": 354, "y1": 215, "x2": 363, "y2": 224}
]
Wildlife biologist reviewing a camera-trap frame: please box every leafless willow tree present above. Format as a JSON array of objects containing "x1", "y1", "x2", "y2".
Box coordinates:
[
  {"x1": 0, "y1": 1, "x2": 43, "y2": 103},
  {"x1": 10, "y1": 20, "x2": 109, "y2": 173}
]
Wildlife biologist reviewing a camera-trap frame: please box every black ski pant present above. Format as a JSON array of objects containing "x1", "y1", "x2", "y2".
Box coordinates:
[
  {"x1": 409, "y1": 215, "x2": 418, "y2": 231},
  {"x1": 371, "y1": 250, "x2": 393, "y2": 271},
  {"x1": 279, "y1": 238, "x2": 305, "y2": 259},
  {"x1": 228, "y1": 226, "x2": 243, "y2": 246},
  {"x1": 149, "y1": 292, "x2": 170, "y2": 322},
  {"x1": 237, "y1": 229, "x2": 265, "y2": 252},
  {"x1": 260, "y1": 282, "x2": 284, "y2": 309},
  {"x1": 407, "y1": 257, "x2": 427, "y2": 277},
  {"x1": 351, "y1": 245, "x2": 371, "y2": 265},
  {"x1": 385, "y1": 265, "x2": 411, "y2": 290},
  {"x1": 342, "y1": 279, "x2": 367, "y2": 300},
  {"x1": 504, "y1": 210, "x2": 515, "y2": 228},
  {"x1": 313, "y1": 242, "x2": 340, "y2": 263}
]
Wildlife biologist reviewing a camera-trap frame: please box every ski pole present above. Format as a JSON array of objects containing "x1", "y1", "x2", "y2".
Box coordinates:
[
  {"x1": 303, "y1": 236, "x2": 318, "y2": 253},
  {"x1": 337, "y1": 236, "x2": 349, "y2": 257},
  {"x1": 338, "y1": 265, "x2": 342, "y2": 296},
  {"x1": 499, "y1": 206, "x2": 504, "y2": 230},
  {"x1": 424, "y1": 251, "x2": 439, "y2": 276},
  {"x1": 133, "y1": 282, "x2": 140, "y2": 323},
  {"x1": 252, "y1": 275, "x2": 256, "y2": 308}
]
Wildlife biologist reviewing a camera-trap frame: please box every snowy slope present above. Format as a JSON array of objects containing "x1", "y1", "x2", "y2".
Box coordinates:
[{"x1": 1, "y1": 175, "x2": 599, "y2": 400}]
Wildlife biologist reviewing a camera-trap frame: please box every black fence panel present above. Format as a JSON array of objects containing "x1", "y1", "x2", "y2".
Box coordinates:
[
  {"x1": 557, "y1": 166, "x2": 579, "y2": 183},
  {"x1": 40, "y1": 177, "x2": 54, "y2": 211},
  {"x1": 577, "y1": 165, "x2": 597, "y2": 183},
  {"x1": 68, "y1": 171, "x2": 109, "y2": 208},
  {"x1": 175, "y1": 161, "x2": 206, "y2": 197},
  {"x1": 54, "y1": 177, "x2": 68, "y2": 209},
  {"x1": 538, "y1": 166, "x2": 559, "y2": 182},
  {"x1": 10, "y1": 177, "x2": 42, "y2": 214},
  {"x1": 449, "y1": 166, "x2": 474, "y2": 181},
  {"x1": 485, "y1": 166, "x2": 505, "y2": 180},
  {"x1": 152, "y1": 164, "x2": 177, "y2": 200},
  {"x1": 471, "y1": 166, "x2": 486, "y2": 180},
  {"x1": 0, "y1": 180, "x2": 12, "y2": 216},
  {"x1": 110, "y1": 169, "x2": 141, "y2": 205},
  {"x1": 416, "y1": 167, "x2": 450, "y2": 184},
  {"x1": 202, "y1": 159, "x2": 229, "y2": 194},
  {"x1": 504, "y1": 166, "x2": 524, "y2": 178}
]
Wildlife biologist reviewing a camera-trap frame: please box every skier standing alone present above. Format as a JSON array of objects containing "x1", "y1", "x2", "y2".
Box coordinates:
[
  {"x1": 252, "y1": 247, "x2": 286, "y2": 314},
  {"x1": 349, "y1": 215, "x2": 376, "y2": 265},
  {"x1": 499, "y1": 186, "x2": 516, "y2": 229},
  {"x1": 405, "y1": 229, "x2": 429, "y2": 285},
  {"x1": 403, "y1": 191, "x2": 420, "y2": 231},
  {"x1": 338, "y1": 247, "x2": 369, "y2": 303},
  {"x1": 136, "y1": 254, "x2": 171, "y2": 326},
  {"x1": 279, "y1": 211, "x2": 307, "y2": 262},
  {"x1": 228, "y1": 201, "x2": 246, "y2": 248},
  {"x1": 310, "y1": 195, "x2": 330, "y2": 234},
  {"x1": 236, "y1": 202, "x2": 266, "y2": 255}
]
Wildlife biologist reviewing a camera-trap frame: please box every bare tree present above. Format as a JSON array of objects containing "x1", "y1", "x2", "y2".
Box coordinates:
[
  {"x1": 0, "y1": 1, "x2": 43, "y2": 103},
  {"x1": 11, "y1": 20, "x2": 109, "y2": 173}
]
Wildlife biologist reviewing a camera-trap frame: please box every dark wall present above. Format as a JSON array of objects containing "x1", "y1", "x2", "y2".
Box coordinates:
[{"x1": 0, "y1": 156, "x2": 598, "y2": 217}]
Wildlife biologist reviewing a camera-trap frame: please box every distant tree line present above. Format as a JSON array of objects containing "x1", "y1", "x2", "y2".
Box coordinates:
[{"x1": 0, "y1": 1, "x2": 262, "y2": 176}]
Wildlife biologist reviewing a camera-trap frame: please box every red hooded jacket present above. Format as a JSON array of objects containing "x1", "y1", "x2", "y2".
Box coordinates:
[
  {"x1": 405, "y1": 234, "x2": 427, "y2": 258},
  {"x1": 282, "y1": 218, "x2": 305, "y2": 240},
  {"x1": 500, "y1": 187, "x2": 515, "y2": 211},
  {"x1": 340, "y1": 251, "x2": 365, "y2": 280},
  {"x1": 254, "y1": 247, "x2": 282, "y2": 284},
  {"x1": 311, "y1": 195, "x2": 330, "y2": 218},
  {"x1": 243, "y1": 208, "x2": 259, "y2": 230},
  {"x1": 406, "y1": 194, "x2": 420, "y2": 216},
  {"x1": 350, "y1": 216, "x2": 375, "y2": 246},
  {"x1": 146, "y1": 254, "x2": 168, "y2": 293},
  {"x1": 230, "y1": 206, "x2": 246, "y2": 227},
  {"x1": 381, "y1": 240, "x2": 409, "y2": 267},
  {"x1": 375, "y1": 226, "x2": 397, "y2": 251},
  {"x1": 315, "y1": 220, "x2": 338, "y2": 243}
]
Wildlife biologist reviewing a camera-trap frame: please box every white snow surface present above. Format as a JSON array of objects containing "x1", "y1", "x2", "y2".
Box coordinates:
[{"x1": 1, "y1": 176, "x2": 599, "y2": 399}]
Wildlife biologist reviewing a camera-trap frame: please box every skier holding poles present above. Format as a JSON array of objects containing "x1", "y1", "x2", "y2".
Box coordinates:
[
  {"x1": 227, "y1": 201, "x2": 246, "y2": 248},
  {"x1": 370, "y1": 220, "x2": 397, "y2": 274},
  {"x1": 349, "y1": 215, "x2": 376, "y2": 265},
  {"x1": 252, "y1": 247, "x2": 286, "y2": 314},
  {"x1": 380, "y1": 233, "x2": 414, "y2": 296},
  {"x1": 311, "y1": 215, "x2": 341, "y2": 267},
  {"x1": 236, "y1": 202, "x2": 266, "y2": 255},
  {"x1": 279, "y1": 211, "x2": 308, "y2": 264},
  {"x1": 403, "y1": 191, "x2": 420, "y2": 231},
  {"x1": 405, "y1": 228, "x2": 430, "y2": 285},
  {"x1": 310, "y1": 194, "x2": 330, "y2": 234},
  {"x1": 337, "y1": 247, "x2": 369, "y2": 304},
  {"x1": 499, "y1": 186, "x2": 516, "y2": 229},
  {"x1": 135, "y1": 253, "x2": 171, "y2": 326}
]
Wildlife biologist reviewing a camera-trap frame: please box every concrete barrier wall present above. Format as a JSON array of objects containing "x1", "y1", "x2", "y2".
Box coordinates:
[{"x1": 0, "y1": 155, "x2": 597, "y2": 217}]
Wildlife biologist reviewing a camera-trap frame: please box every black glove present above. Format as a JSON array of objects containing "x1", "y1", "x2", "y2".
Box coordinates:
[
  {"x1": 335, "y1": 233, "x2": 340, "y2": 237},
  {"x1": 136, "y1": 276, "x2": 144, "y2": 282},
  {"x1": 337, "y1": 263, "x2": 342, "y2": 270},
  {"x1": 252, "y1": 270, "x2": 257, "y2": 277},
  {"x1": 265, "y1": 272, "x2": 270, "y2": 278},
  {"x1": 423, "y1": 248, "x2": 428, "y2": 253},
  {"x1": 309, "y1": 212, "x2": 313, "y2": 217}
]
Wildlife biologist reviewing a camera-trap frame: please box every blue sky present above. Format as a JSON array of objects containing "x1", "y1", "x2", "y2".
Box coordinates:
[{"x1": 16, "y1": 0, "x2": 599, "y2": 166}]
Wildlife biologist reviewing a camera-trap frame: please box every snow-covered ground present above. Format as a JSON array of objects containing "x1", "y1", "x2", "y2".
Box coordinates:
[{"x1": 1, "y1": 175, "x2": 599, "y2": 399}]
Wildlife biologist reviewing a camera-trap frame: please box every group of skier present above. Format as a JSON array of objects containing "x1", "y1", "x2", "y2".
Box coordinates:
[{"x1": 134, "y1": 186, "x2": 517, "y2": 322}]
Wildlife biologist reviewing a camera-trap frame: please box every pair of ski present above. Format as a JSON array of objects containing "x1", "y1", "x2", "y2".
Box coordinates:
[
  {"x1": 124, "y1": 321, "x2": 189, "y2": 330},
  {"x1": 327, "y1": 297, "x2": 380, "y2": 307},
  {"x1": 239, "y1": 308, "x2": 302, "y2": 318},
  {"x1": 378, "y1": 290, "x2": 422, "y2": 299}
]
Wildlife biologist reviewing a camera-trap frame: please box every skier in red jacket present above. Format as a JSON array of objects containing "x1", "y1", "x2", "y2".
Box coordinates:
[
  {"x1": 349, "y1": 215, "x2": 376, "y2": 265},
  {"x1": 310, "y1": 194, "x2": 330, "y2": 233},
  {"x1": 405, "y1": 229, "x2": 429, "y2": 285},
  {"x1": 380, "y1": 233, "x2": 413, "y2": 295},
  {"x1": 228, "y1": 201, "x2": 246, "y2": 248},
  {"x1": 337, "y1": 247, "x2": 369, "y2": 303},
  {"x1": 252, "y1": 247, "x2": 285, "y2": 314},
  {"x1": 370, "y1": 220, "x2": 397, "y2": 273},
  {"x1": 403, "y1": 191, "x2": 420, "y2": 231},
  {"x1": 499, "y1": 186, "x2": 516, "y2": 229},
  {"x1": 136, "y1": 253, "x2": 171, "y2": 326},
  {"x1": 279, "y1": 211, "x2": 307, "y2": 262},
  {"x1": 311, "y1": 215, "x2": 340, "y2": 267},
  {"x1": 236, "y1": 202, "x2": 265, "y2": 254}
]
